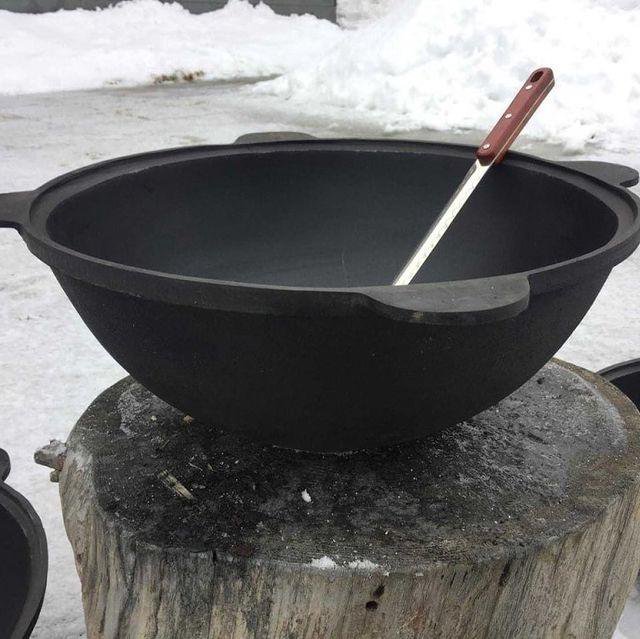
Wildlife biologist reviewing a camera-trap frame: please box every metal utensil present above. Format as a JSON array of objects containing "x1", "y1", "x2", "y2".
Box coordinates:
[{"x1": 393, "y1": 67, "x2": 555, "y2": 286}]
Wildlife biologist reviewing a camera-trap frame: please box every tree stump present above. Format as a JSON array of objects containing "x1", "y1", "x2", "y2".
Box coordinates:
[{"x1": 57, "y1": 359, "x2": 640, "y2": 639}]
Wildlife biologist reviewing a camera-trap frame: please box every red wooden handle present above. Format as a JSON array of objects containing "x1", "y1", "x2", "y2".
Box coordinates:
[{"x1": 476, "y1": 67, "x2": 554, "y2": 165}]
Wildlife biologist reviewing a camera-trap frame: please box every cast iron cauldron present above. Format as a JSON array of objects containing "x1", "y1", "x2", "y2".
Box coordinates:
[
  {"x1": 0, "y1": 449, "x2": 47, "y2": 639},
  {"x1": 1, "y1": 134, "x2": 639, "y2": 451},
  {"x1": 600, "y1": 359, "x2": 640, "y2": 408}
]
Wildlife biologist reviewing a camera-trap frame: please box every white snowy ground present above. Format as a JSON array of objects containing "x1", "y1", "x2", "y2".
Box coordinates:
[
  {"x1": 1, "y1": 78, "x2": 639, "y2": 639},
  {"x1": 1, "y1": 0, "x2": 640, "y2": 637}
]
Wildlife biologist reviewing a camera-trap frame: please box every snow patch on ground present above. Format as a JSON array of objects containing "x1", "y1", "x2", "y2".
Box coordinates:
[{"x1": 614, "y1": 581, "x2": 640, "y2": 639}]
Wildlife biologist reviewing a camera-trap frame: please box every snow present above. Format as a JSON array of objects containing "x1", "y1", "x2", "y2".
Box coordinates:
[
  {"x1": 311, "y1": 555, "x2": 337, "y2": 569},
  {"x1": 615, "y1": 582, "x2": 640, "y2": 639},
  {"x1": 348, "y1": 559, "x2": 381, "y2": 570},
  {"x1": 337, "y1": 0, "x2": 394, "y2": 28},
  {"x1": 261, "y1": 0, "x2": 640, "y2": 153},
  {"x1": 2, "y1": 0, "x2": 640, "y2": 152},
  {"x1": 0, "y1": 0, "x2": 342, "y2": 94},
  {"x1": 311, "y1": 557, "x2": 383, "y2": 570}
]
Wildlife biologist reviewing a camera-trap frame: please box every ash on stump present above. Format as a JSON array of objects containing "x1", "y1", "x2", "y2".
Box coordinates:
[{"x1": 55, "y1": 360, "x2": 640, "y2": 639}]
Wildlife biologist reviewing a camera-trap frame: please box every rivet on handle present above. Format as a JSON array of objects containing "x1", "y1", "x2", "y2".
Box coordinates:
[{"x1": 476, "y1": 67, "x2": 555, "y2": 165}]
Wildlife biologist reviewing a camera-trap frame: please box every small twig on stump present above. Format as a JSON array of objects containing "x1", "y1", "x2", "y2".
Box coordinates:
[{"x1": 158, "y1": 470, "x2": 194, "y2": 501}]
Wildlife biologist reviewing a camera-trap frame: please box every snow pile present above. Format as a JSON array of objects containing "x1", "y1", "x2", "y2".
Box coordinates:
[
  {"x1": 262, "y1": 0, "x2": 640, "y2": 152},
  {"x1": 0, "y1": 0, "x2": 341, "y2": 95}
]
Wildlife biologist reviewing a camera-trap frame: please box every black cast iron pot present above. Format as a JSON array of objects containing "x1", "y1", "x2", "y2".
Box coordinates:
[
  {"x1": 0, "y1": 449, "x2": 47, "y2": 639},
  {"x1": 1, "y1": 135, "x2": 639, "y2": 451}
]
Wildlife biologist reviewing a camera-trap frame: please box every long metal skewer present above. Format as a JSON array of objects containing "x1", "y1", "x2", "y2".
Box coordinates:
[{"x1": 393, "y1": 67, "x2": 555, "y2": 286}]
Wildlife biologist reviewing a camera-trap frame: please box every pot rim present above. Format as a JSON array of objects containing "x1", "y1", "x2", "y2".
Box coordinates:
[
  {"x1": 599, "y1": 358, "x2": 640, "y2": 382},
  {"x1": 6, "y1": 139, "x2": 640, "y2": 325}
]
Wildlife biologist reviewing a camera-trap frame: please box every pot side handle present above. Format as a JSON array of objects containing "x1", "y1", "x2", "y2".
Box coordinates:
[
  {"x1": 557, "y1": 161, "x2": 639, "y2": 188},
  {"x1": 0, "y1": 190, "x2": 32, "y2": 231},
  {"x1": 233, "y1": 131, "x2": 317, "y2": 144},
  {"x1": 361, "y1": 274, "x2": 530, "y2": 325}
]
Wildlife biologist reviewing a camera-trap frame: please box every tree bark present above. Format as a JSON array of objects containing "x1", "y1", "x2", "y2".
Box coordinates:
[{"x1": 58, "y1": 359, "x2": 640, "y2": 638}]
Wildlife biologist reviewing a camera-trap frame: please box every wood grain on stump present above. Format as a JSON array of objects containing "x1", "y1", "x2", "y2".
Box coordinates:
[{"x1": 58, "y1": 359, "x2": 640, "y2": 639}]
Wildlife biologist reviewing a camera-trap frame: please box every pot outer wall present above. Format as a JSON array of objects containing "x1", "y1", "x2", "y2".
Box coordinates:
[
  {"x1": 0, "y1": 450, "x2": 47, "y2": 639},
  {"x1": 54, "y1": 270, "x2": 609, "y2": 452}
]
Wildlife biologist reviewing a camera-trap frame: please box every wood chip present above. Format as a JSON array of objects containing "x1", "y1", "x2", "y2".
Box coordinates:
[
  {"x1": 157, "y1": 470, "x2": 194, "y2": 501},
  {"x1": 34, "y1": 439, "x2": 67, "y2": 471}
]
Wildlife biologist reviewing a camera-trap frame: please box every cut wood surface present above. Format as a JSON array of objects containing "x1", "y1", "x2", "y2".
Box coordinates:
[{"x1": 58, "y1": 359, "x2": 640, "y2": 638}]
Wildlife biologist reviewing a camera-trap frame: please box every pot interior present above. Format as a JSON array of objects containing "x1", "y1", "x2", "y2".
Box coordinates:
[
  {"x1": 47, "y1": 148, "x2": 618, "y2": 287},
  {"x1": 603, "y1": 364, "x2": 640, "y2": 408}
]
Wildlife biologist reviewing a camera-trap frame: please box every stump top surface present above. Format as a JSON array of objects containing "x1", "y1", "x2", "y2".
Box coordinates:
[{"x1": 68, "y1": 360, "x2": 640, "y2": 572}]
